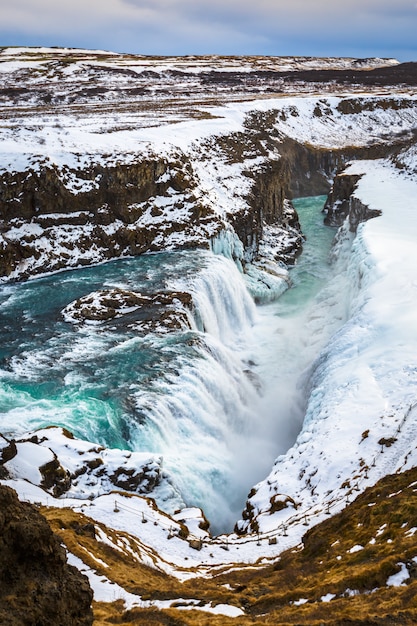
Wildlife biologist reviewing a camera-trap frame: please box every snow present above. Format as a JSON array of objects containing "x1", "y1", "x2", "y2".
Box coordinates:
[
  {"x1": 321, "y1": 593, "x2": 336, "y2": 602},
  {"x1": 376, "y1": 525, "x2": 387, "y2": 537},
  {"x1": 6, "y1": 442, "x2": 54, "y2": 484},
  {"x1": 0, "y1": 50, "x2": 415, "y2": 287},
  {"x1": 68, "y1": 549, "x2": 244, "y2": 615},
  {"x1": 347, "y1": 545, "x2": 364, "y2": 554},
  {"x1": 386, "y1": 563, "x2": 409, "y2": 587},
  {"x1": 1, "y1": 48, "x2": 417, "y2": 596},
  {"x1": 67, "y1": 552, "x2": 144, "y2": 606},
  {"x1": 0, "y1": 47, "x2": 398, "y2": 78}
]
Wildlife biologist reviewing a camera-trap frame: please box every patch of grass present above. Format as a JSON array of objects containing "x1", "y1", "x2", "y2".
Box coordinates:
[{"x1": 43, "y1": 462, "x2": 417, "y2": 625}]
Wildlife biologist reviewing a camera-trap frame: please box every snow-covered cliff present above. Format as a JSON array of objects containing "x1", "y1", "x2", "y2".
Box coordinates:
[
  {"x1": 239, "y1": 151, "x2": 417, "y2": 537},
  {"x1": 1, "y1": 49, "x2": 417, "y2": 615}
]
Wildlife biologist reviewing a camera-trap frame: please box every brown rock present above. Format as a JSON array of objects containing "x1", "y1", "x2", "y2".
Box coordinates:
[{"x1": 0, "y1": 485, "x2": 93, "y2": 625}]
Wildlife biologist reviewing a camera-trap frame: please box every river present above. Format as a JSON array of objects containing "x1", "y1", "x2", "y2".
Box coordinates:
[{"x1": 0, "y1": 195, "x2": 337, "y2": 533}]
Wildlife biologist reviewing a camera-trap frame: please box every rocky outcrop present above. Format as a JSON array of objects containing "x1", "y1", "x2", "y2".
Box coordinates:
[
  {"x1": 1, "y1": 427, "x2": 168, "y2": 501},
  {"x1": 1, "y1": 102, "x2": 412, "y2": 283},
  {"x1": 0, "y1": 436, "x2": 17, "y2": 479},
  {"x1": 323, "y1": 172, "x2": 364, "y2": 226},
  {"x1": 62, "y1": 287, "x2": 193, "y2": 330},
  {"x1": 0, "y1": 485, "x2": 93, "y2": 625},
  {"x1": 0, "y1": 133, "x2": 303, "y2": 281},
  {"x1": 279, "y1": 136, "x2": 344, "y2": 198},
  {"x1": 0, "y1": 158, "x2": 220, "y2": 280},
  {"x1": 323, "y1": 171, "x2": 381, "y2": 230},
  {"x1": 348, "y1": 196, "x2": 382, "y2": 232}
]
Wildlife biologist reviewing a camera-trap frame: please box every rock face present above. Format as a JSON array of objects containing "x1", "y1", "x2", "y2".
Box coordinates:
[
  {"x1": 62, "y1": 287, "x2": 194, "y2": 331},
  {"x1": 0, "y1": 158, "x2": 221, "y2": 280},
  {"x1": 323, "y1": 171, "x2": 382, "y2": 230},
  {"x1": 0, "y1": 485, "x2": 93, "y2": 625},
  {"x1": 323, "y1": 172, "x2": 364, "y2": 226},
  {"x1": 0, "y1": 159, "x2": 186, "y2": 220},
  {"x1": 0, "y1": 144, "x2": 301, "y2": 281}
]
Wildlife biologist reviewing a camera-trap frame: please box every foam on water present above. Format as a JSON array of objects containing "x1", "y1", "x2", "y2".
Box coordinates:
[{"x1": 0, "y1": 196, "x2": 338, "y2": 533}]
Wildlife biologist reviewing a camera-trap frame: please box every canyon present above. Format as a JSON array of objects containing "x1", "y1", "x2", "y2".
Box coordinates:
[{"x1": 1, "y1": 47, "x2": 417, "y2": 624}]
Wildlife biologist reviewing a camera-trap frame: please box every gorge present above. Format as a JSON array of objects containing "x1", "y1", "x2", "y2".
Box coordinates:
[
  {"x1": 1, "y1": 47, "x2": 417, "y2": 623},
  {"x1": 0, "y1": 194, "x2": 336, "y2": 534}
]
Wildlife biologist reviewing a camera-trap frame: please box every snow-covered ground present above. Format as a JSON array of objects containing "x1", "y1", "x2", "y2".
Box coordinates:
[
  {"x1": 2, "y1": 155, "x2": 417, "y2": 584},
  {"x1": 1, "y1": 49, "x2": 417, "y2": 600},
  {"x1": 242, "y1": 156, "x2": 417, "y2": 534}
]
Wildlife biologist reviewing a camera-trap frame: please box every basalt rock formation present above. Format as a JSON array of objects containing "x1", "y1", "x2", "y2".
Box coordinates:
[
  {"x1": 323, "y1": 171, "x2": 382, "y2": 230},
  {"x1": 0, "y1": 485, "x2": 93, "y2": 625},
  {"x1": 323, "y1": 172, "x2": 364, "y2": 226},
  {"x1": 0, "y1": 158, "x2": 220, "y2": 279},
  {"x1": 0, "y1": 146, "x2": 299, "y2": 281},
  {"x1": 0, "y1": 158, "x2": 185, "y2": 221}
]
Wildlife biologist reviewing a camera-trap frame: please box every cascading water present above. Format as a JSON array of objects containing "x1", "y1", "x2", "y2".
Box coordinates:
[{"x1": 0, "y1": 196, "x2": 338, "y2": 534}]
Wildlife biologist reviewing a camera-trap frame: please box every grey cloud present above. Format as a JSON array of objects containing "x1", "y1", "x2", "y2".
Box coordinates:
[
  {"x1": 118, "y1": 0, "x2": 417, "y2": 46},
  {"x1": 0, "y1": 0, "x2": 416, "y2": 59}
]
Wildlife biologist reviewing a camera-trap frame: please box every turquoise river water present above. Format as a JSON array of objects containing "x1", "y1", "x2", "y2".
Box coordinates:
[{"x1": 0, "y1": 196, "x2": 336, "y2": 532}]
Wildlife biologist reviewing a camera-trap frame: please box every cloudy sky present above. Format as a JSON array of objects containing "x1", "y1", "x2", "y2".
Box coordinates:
[{"x1": 1, "y1": 0, "x2": 416, "y2": 61}]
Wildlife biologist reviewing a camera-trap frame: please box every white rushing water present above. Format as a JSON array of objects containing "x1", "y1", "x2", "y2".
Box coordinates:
[{"x1": 0, "y1": 196, "x2": 339, "y2": 534}]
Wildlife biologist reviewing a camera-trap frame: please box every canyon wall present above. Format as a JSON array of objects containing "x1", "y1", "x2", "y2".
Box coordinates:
[
  {"x1": 1, "y1": 85, "x2": 416, "y2": 282},
  {"x1": 0, "y1": 158, "x2": 221, "y2": 279},
  {"x1": 323, "y1": 170, "x2": 382, "y2": 230},
  {"x1": 0, "y1": 133, "x2": 404, "y2": 282}
]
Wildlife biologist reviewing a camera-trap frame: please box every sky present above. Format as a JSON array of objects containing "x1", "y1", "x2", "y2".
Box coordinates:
[{"x1": 0, "y1": 0, "x2": 416, "y2": 61}]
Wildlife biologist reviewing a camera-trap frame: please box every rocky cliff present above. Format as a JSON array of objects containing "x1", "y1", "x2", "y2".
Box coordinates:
[
  {"x1": 0, "y1": 130, "x2": 300, "y2": 280},
  {"x1": 0, "y1": 157, "x2": 222, "y2": 279},
  {"x1": 1, "y1": 51, "x2": 415, "y2": 283},
  {"x1": 323, "y1": 170, "x2": 382, "y2": 230},
  {"x1": 0, "y1": 485, "x2": 93, "y2": 625}
]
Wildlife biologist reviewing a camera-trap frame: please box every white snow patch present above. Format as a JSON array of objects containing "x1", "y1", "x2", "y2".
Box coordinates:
[
  {"x1": 386, "y1": 563, "x2": 410, "y2": 587},
  {"x1": 321, "y1": 593, "x2": 336, "y2": 602},
  {"x1": 347, "y1": 545, "x2": 364, "y2": 554}
]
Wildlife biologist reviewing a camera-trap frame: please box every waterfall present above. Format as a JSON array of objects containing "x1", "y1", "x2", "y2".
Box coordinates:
[
  {"x1": 209, "y1": 226, "x2": 245, "y2": 271},
  {"x1": 127, "y1": 253, "x2": 263, "y2": 532},
  {"x1": 0, "y1": 197, "x2": 337, "y2": 535},
  {"x1": 210, "y1": 226, "x2": 291, "y2": 304},
  {"x1": 184, "y1": 253, "x2": 257, "y2": 342}
]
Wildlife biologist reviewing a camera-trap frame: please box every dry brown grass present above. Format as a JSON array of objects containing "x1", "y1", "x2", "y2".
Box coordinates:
[{"x1": 43, "y1": 466, "x2": 417, "y2": 625}]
